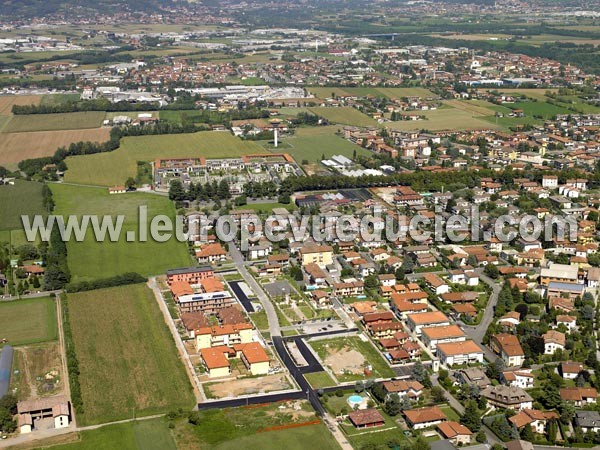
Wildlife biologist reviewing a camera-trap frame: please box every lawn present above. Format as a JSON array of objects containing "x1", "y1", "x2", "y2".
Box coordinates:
[
  {"x1": 309, "y1": 335, "x2": 395, "y2": 381},
  {"x1": 174, "y1": 402, "x2": 339, "y2": 450},
  {"x1": 3, "y1": 112, "x2": 106, "y2": 133},
  {"x1": 270, "y1": 126, "x2": 370, "y2": 164},
  {"x1": 0, "y1": 127, "x2": 111, "y2": 169},
  {"x1": 249, "y1": 310, "x2": 269, "y2": 330},
  {"x1": 67, "y1": 284, "x2": 195, "y2": 425},
  {"x1": 0, "y1": 179, "x2": 48, "y2": 231},
  {"x1": 0, "y1": 297, "x2": 57, "y2": 346},
  {"x1": 232, "y1": 202, "x2": 295, "y2": 214},
  {"x1": 50, "y1": 417, "x2": 177, "y2": 450},
  {"x1": 51, "y1": 184, "x2": 190, "y2": 282},
  {"x1": 308, "y1": 107, "x2": 378, "y2": 127},
  {"x1": 64, "y1": 131, "x2": 264, "y2": 186}
]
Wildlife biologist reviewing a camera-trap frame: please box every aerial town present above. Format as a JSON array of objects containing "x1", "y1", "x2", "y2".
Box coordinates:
[{"x1": 2, "y1": 1, "x2": 600, "y2": 450}]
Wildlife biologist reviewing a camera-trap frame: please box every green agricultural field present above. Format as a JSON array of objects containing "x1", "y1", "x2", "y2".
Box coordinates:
[
  {"x1": 41, "y1": 93, "x2": 81, "y2": 106},
  {"x1": 50, "y1": 417, "x2": 176, "y2": 450},
  {"x1": 67, "y1": 284, "x2": 195, "y2": 425},
  {"x1": 0, "y1": 297, "x2": 58, "y2": 346},
  {"x1": 0, "y1": 180, "x2": 48, "y2": 231},
  {"x1": 508, "y1": 101, "x2": 571, "y2": 118},
  {"x1": 3, "y1": 112, "x2": 106, "y2": 133},
  {"x1": 308, "y1": 107, "x2": 378, "y2": 127},
  {"x1": 214, "y1": 424, "x2": 340, "y2": 450},
  {"x1": 51, "y1": 184, "x2": 190, "y2": 282},
  {"x1": 274, "y1": 126, "x2": 371, "y2": 164},
  {"x1": 0, "y1": 115, "x2": 10, "y2": 133},
  {"x1": 308, "y1": 86, "x2": 436, "y2": 100},
  {"x1": 64, "y1": 131, "x2": 264, "y2": 186},
  {"x1": 387, "y1": 106, "x2": 500, "y2": 132}
]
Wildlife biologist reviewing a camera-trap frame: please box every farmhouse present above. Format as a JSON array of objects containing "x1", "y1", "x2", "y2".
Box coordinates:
[{"x1": 17, "y1": 396, "x2": 71, "y2": 434}]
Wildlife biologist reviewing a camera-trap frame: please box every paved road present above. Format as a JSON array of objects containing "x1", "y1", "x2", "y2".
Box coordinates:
[
  {"x1": 228, "y1": 280, "x2": 255, "y2": 312},
  {"x1": 431, "y1": 374, "x2": 502, "y2": 447},
  {"x1": 0, "y1": 290, "x2": 62, "y2": 302},
  {"x1": 284, "y1": 336, "x2": 324, "y2": 374},
  {"x1": 229, "y1": 244, "x2": 281, "y2": 337},
  {"x1": 460, "y1": 269, "x2": 502, "y2": 363}
]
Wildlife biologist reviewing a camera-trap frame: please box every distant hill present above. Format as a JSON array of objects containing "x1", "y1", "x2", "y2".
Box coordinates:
[{"x1": 0, "y1": 0, "x2": 177, "y2": 19}]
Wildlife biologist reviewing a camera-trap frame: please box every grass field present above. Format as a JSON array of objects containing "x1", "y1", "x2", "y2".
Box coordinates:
[
  {"x1": 64, "y1": 131, "x2": 264, "y2": 186},
  {"x1": 50, "y1": 417, "x2": 177, "y2": 450},
  {"x1": 67, "y1": 284, "x2": 195, "y2": 425},
  {"x1": 304, "y1": 371, "x2": 337, "y2": 388},
  {"x1": 41, "y1": 93, "x2": 81, "y2": 106},
  {"x1": 3, "y1": 112, "x2": 106, "y2": 133},
  {"x1": 51, "y1": 184, "x2": 191, "y2": 282},
  {"x1": 173, "y1": 402, "x2": 339, "y2": 450},
  {"x1": 0, "y1": 179, "x2": 48, "y2": 231},
  {"x1": 478, "y1": 88, "x2": 558, "y2": 101},
  {"x1": 267, "y1": 126, "x2": 370, "y2": 164},
  {"x1": 507, "y1": 100, "x2": 572, "y2": 118},
  {"x1": 0, "y1": 95, "x2": 41, "y2": 115},
  {"x1": 0, "y1": 297, "x2": 57, "y2": 346},
  {"x1": 0, "y1": 127, "x2": 111, "y2": 169},
  {"x1": 308, "y1": 107, "x2": 378, "y2": 127},
  {"x1": 387, "y1": 106, "x2": 500, "y2": 132},
  {"x1": 308, "y1": 86, "x2": 436, "y2": 100}
]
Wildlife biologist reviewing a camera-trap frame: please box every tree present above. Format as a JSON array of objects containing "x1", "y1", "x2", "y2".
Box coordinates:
[
  {"x1": 125, "y1": 177, "x2": 136, "y2": 189},
  {"x1": 411, "y1": 361, "x2": 431, "y2": 388},
  {"x1": 484, "y1": 264, "x2": 499, "y2": 279},
  {"x1": 410, "y1": 435, "x2": 430, "y2": 450},
  {"x1": 370, "y1": 382, "x2": 387, "y2": 403},
  {"x1": 431, "y1": 386, "x2": 446, "y2": 403},
  {"x1": 461, "y1": 400, "x2": 481, "y2": 432},
  {"x1": 168, "y1": 180, "x2": 186, "y2": 202},
  {"x1": 402, "y1": 257, "x2": 414, "y2": 273},
  {"x1": 384, "y1": 394, "x2": 401, "y2": 416},
  {"x1": 475, "y1": 429, "x2": 486, "y2": 443},
  {"x1": 520, "y1": 423, "x2": 535, "y2": 442}
]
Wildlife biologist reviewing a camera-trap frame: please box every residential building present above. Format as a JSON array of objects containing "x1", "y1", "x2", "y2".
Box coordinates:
[
  {"x1": 543, "y1": 330, "x2": 565, "y2": 354},
  {"x1": 437, "y1": 421, "x2": 473, "y2": 446},
  {"x1": 437, "y1": 340, "x2": 484, "y2": 366},
  {"x1": 481, "y1": 385, "x2": 533, "y2": 410},
  {"x1": 560, "y1": 387, "x2": 597, "y2": 407},
  {"x1": 348, "y1": 409, "x2": 386, "y2": 429},
  {"x1": 420, "y1": 325, "x2": 466, "y2": 350},
  {"x1": 491, "y1": 334, "x2": 525, "y2": 366},
  {"x1": 406, "y1": 311, "x2": 451, "y2": 335},
  {"x1": 404, "y1": 406, "x2": 447, "y2": 430},
  {"x1": 166, "y1": 266, "x2": 214, "y2": 285},
  {"x1": 509, "y1": 409, "x2": 558, "y2": 434},
  {"x1": 300, "y1": 244, "x2": 334, "y2": 268}
]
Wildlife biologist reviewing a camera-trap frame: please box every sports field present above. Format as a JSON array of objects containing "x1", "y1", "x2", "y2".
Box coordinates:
[
  {"x1": 51, "y1": 184, "x2": 190, "y2": 282},
  {"x1": 3, "y1": 111, "x2": 106, "y2": 133},
  {"x1": 0, "y1": 297, "x2": 58, "y2": 346},
  {"x1": 67, "y1": 284, "x2": 195, "y2": 425},
  {"x1": 0, "y1": 127, "x2": 111, "y2": 169},
  {"x1": 308, "y1": 107, "x2": 378, "y2": 127},
  {"x1": 0, "y1": 95, "x2": 41, "y2": 115},
  {"x1": 64, "y1": 131, "x2": 264, "y2": 186},
  {"x1": 0, "y1": 179, "x2": 48, "y2": 230},
  {"x1": 51, "y1": 417, "x2": 177, "y2": 450}
]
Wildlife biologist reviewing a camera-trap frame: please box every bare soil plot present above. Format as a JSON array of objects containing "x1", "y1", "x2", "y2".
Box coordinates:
[
  {"x1": 0, "y1": 95, "x2": 42, "y2": 115},
  {"x1": 324, "y1": 346, "x2": 366, "y2": 375},
  {"x1": 0, "y1": 127, "x2": 111, "y2": 169},
  {"x1": 204, "y1": 373, "x2": 291, "y2": 398},
  {"x1": 10, "y1": 342, "x2": 65, "y2": 400}
]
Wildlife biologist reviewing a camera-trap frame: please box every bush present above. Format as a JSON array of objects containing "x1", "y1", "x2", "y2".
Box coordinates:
[{"x1": 66, "y1": 272, "x2": 146, "y2": 292}]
